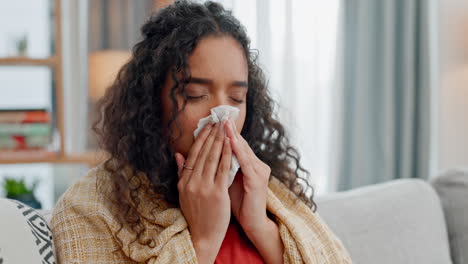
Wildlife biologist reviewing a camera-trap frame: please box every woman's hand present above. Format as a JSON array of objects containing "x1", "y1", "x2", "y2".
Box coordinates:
[
  {"x1": 175, "y1": 121, "x2": 232, "y2": 264},
  {"x1": 225, "y1": 119, "x2": 285, "y2": 264},
  {"x1": 224, "y1": 118, "x2": 271, "y2": 234}
]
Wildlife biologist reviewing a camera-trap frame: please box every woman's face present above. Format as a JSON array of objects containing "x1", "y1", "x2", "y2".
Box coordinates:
[{"x1": 161, "y1": 35, "x2": 248, "y2": 157}]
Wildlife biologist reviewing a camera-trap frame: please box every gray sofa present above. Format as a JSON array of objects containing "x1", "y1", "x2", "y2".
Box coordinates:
[
  {"x1": 2, "y1": 169, "x2": 467, "y2": 263},
  {"x1": 316, "y1": 169, "x2": 468, "y2": 264}
]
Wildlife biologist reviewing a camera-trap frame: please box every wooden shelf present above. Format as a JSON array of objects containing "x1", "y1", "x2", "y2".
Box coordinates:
[
  {"x1": 0, "y1": 0, "x2": 98, "y2": 169},
  {"x1": 0, "y1": 57, "x2": 57, "y2": 67},
  {"x1": 0, "y1": 151, "x2": 107, "y2": 167}
]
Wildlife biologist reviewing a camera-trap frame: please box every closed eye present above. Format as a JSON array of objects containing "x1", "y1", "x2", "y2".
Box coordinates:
[
  {"x1": 186, "y1": 95, "x2": 207, "y2": 101},
  {"x1": 230, "y1": 97, "x2": 244, "y2": 104}
]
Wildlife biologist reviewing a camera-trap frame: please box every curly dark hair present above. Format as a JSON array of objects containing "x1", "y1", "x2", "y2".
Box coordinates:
[{"x1": 93, "y1": 0, "x2": 316, "y2": 251}]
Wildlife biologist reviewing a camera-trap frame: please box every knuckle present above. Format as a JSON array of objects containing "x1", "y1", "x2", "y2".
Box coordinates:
[
  {"x1": 222, "y1": 160, "x2": 231, "y2": 171},
  {"x1": 215, "y1": 132, "x2": 224, "y2": 142},
  {"x1": 198, "y1": 152, "x2": 208, "y2": 162},
  {"x1": 223, "y1": 142, "x2": 230, "y2": 152},
  {"x1": 218, "y1": 162, "x2": 227, "y2": 171},
  {"x1": 262, "y1": 172, "x2": 270, "y2": 182},
  {"x1": 217, "y1": 168, "x2": 226, "y2": 177},
  {"x1": 200, "y1": 127, "x2": 212, "y2": 138},
  {"x1": 211, "y1": 190, "x2": 223, "y2": 200},
  {"x1": 204, "y1": 135, "x2": 215, "y2": 145},
  {"x1": 209, "y1": 128, "x2": 218, "y2": 137},
  {"x1": 199, "y1": 188, "x2": 210, "y2": 199},
  {"x1": 177, "y1": 181, "x2": 184, "y2": 191},
  {"x1": 225, "y1": 146, "x2": 232, "y2": 154},
  {"x1": 198, "y1": 144, "x2": 208, "y2": 153},
  {"x1": 207, "y1": 132, "x2": 214, "y2": 139},
  {"x1": 202, "y1": 126, "x2": 212, "y2": 135},
  {"x1": 186, "y1": 184, "x2": 198, "y2": 195},
  {"x1": 206, "y1": 154, "x2": 217, "y2": 164}
]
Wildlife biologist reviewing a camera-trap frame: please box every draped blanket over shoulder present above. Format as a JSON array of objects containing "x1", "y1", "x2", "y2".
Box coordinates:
[{"x1": 51, "y1": 164, "x2": 352, "y2": 263}]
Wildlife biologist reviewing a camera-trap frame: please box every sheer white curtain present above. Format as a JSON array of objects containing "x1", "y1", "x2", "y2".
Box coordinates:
[{"x1": 216, "y1": 0, "x2": 340, "y2": 194}]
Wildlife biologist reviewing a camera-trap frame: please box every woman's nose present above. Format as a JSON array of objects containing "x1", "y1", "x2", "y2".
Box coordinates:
[{"x1": 211, "y1": 93, "x2": 230, "y2": 108}]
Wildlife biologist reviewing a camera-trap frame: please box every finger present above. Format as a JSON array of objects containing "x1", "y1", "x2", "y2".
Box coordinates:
[
  {"x1": 191, "y1": 122, "x2": 220, "y2": 182},
  {"x1": 183, "y1": 123, "x2": 214, "y2": 171},
  {"x1": 203, "y1": 120, "x2": 227, "y2": 183},
  {"x1": 216, "y1": 137, "x2": 232, "y2": 188},
  {"x1": 175, "y1": 152, "x2": 190, "y2": 187},
  {"x1": 226, "y1": 118, "x2": 240, "y2": 140},
  {"x1": 228, "y1": 118, "x2": 253, "y2": 155},
  {"x1": 240, "y1": 136, "x2": 262, "y2": 164},
  {"x1": 225, "y1": 118, "x2": 262, "y2": 165},
  {"x1": 175, "y1": 152, "x2": 185, "y2": 175},
  {"x1": 225, "y1": 119, "x2": 269, "y2": 178},
  {"x1": 225, "y1": 119, "x2": 256, "y2": 176},
  {"x1": 225, "y1": 118, "x2": 238, "y2": 142}
]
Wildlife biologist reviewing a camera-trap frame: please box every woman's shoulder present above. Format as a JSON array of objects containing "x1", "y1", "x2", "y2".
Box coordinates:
[
  {"x1": 51, "y1": 162, "x2": 168, "y2": 227},
  {"x1": 57, "y1": 164, "x2": 112, "y2": 203},
  {"x1": 268, "y1": 176, "x2": 302, "y2": 206},
  {"x1": 267, "y1": 176, "x2": 317, "y2": 219},
  {"x1": 267, "y1": 176, "x2": 352, "y2": 262},
  {"x1": 50, "y1": 164, "x2": 138, "y2": 262},
  {"x1": 51, "y1": 164, "x2": 118, "y2": 225}
]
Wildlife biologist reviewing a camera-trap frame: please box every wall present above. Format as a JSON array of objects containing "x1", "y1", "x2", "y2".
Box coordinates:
[{"x1": 439, "y1": 0, "x2": 468, "y2": 171}]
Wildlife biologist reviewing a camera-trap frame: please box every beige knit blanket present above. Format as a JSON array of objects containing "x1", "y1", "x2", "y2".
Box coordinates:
[{"x1": 51, "y1": 165, "x2": 352, "y2": 263}]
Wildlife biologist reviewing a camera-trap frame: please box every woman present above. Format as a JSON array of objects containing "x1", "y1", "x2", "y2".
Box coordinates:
[{"x1": 51, "y1": 1, "x2": 352, "y2": 263}]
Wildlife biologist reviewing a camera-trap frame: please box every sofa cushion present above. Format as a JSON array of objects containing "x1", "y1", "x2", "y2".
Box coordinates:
[
  {"x1": 37, "y1": 209, "x2": 53, "y2": 225},
  {"x1": 432, "y1": 168, "x2": 468, "y2": 264},
  {"x1": 0, "y1": 198, "x2": 56, "y2": 264},
  {"x1": 316, "y1": 178, "x2": 452, "y2": 264}
]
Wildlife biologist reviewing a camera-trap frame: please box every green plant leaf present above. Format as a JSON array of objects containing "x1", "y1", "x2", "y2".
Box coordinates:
[{"x1": 2, "y1": 177, "x2": 35, "y2": 197}]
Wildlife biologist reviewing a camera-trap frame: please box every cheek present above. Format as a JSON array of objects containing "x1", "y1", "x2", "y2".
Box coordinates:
[
  {"x1": 171, "y1": 108, "x2": 206, "y2": 155},
  {"x1": 180, "y1": 104, "x2": 214, "y2": 131}
]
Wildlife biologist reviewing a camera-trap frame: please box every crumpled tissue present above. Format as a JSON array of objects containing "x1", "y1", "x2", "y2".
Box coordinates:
[{"x1": 193, "y1": 105, "x2": 240, "y2": 187}]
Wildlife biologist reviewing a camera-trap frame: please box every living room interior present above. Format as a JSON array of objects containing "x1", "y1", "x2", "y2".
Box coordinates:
[{"x1": 0, "y1": 0, "x2": 467, "y2": 263}]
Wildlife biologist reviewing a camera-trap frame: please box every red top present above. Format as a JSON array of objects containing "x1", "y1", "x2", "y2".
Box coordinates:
[{"x1": 214, "y1": 217, "x2": 265, "y2": 264}]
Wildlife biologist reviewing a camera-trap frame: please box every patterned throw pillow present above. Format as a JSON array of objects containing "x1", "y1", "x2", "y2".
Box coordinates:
[{"x1": 0, "y1": 198, "x2": 56, "y2": 264}]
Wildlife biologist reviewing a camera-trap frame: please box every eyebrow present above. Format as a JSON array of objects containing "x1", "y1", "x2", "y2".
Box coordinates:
[{"x1": 188, "y1": 77, "x2": 248, "y2": 88}]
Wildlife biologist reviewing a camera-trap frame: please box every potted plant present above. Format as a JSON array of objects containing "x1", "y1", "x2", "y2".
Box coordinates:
[
  {"x1": 2, "y1": 177, "x2": 42, "y2": 209},
  {"x1": 16, "y1": 34, "x2": 28, "y2": 56}
]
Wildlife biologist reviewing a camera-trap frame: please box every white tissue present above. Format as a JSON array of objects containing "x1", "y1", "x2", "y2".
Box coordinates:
[{"x1": 193, "y1": 105, "x2": 240, "y2": 187}]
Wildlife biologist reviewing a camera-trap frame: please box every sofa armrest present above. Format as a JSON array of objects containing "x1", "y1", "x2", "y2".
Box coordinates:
[
  {"x1": 432, "y1": 168, "x2": 468, "y2": 264},
  {"x1": 316, "y1": 179, "x2": 452, "y2": 264}
]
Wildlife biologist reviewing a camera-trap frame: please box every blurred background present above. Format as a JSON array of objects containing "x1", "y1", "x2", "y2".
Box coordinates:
[{"x1": 0, "y1": 0, "x2": 466, "y2": 210}]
